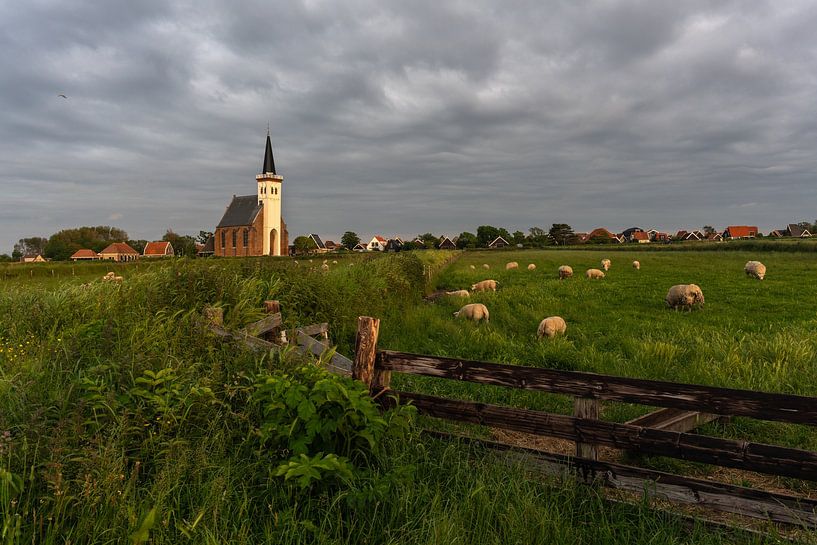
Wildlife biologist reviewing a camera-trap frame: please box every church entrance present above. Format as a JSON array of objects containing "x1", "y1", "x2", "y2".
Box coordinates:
[{"x1": 269, "y1": 229, "x2": 278, "y2": 256}]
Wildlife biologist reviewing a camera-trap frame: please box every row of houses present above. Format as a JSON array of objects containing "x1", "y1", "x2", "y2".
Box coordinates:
[
  {"x1": 69, "y1": 241, "x2": 174, "y2": 262},
  {"x1": 302, "y1": 233, "x2": 512, "y2": 253},
  {"x1": 576, "y1": 225, "x2": 768, "y2": 244}
]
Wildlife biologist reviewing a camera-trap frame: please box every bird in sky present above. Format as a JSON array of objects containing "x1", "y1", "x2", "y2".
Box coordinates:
[{"x1": 57, "y1": 94, "x2": 68, "y2": 99}]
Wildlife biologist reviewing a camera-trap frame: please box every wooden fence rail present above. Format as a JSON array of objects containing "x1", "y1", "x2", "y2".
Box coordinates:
[{"x1": 354, "y1": 317, "x2": 817, "y2": 529}]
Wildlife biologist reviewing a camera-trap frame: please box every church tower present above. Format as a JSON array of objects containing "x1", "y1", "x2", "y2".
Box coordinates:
[{"x1": 256, "y1": 131, "x2": 285, "y2": 255}]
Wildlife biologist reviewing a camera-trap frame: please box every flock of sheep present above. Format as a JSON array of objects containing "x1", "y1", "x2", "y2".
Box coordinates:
[{"x1": 446, "y1": 258, "x2": 767, "y2": 339}]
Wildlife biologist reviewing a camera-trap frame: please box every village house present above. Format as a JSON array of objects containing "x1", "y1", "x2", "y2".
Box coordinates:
[
  {"x1": 384, "y1": 239, "x2": 403, "y2": 252},
  {"x1": 631, "y1": 231, "x2": 650, "y2": 243},
  {"x1": 787, "y1": 224, "x2": 812, "y2": 238},
  {"x1": 70, "y1": 249, "x2": 99, "y2": 261},
  {"x1": 488, "y1": 236, "x2": 510, "y2": 249},
  {"x1": 723, "y1": 225, "x2": 758, "y2": 239},
  {"x1": 352, "y1": 243, "x2": 367, "y2": 252},
  {"x1": 20, "y1": 254, "x2": 47, "y2": 263},
  {"x1": 309, "y1": 234, "x2": 328, "y2": 253},
  {"x1": 586, "y1": 228, "x2": 620, "y2": 243},
  {"x1": 367, "y1": 236, "x2": 388, "y2": 251},
  {"x1": 99, "y1": 242, "x2": 139, "y2": 262},
  {"x1": 143, "y1": 241, "x2": 174, "y2": 257},
  {"x1": 214, "y1": 132, "x2": 289, "y2": 257},
  {"x1": 197, "y1": 237, "x2": 215, "y2": 257},
  {"x1": 438, "y1": 236, "x2": 456, "y2": 250},
  {"x1": 324, "y1": 240, "x2": 338, "y2": 251}
]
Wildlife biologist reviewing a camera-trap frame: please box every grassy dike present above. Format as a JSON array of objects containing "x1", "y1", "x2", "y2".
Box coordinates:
[{"x1": 0, "y1": 251, "x2": 796, "y2": 543}]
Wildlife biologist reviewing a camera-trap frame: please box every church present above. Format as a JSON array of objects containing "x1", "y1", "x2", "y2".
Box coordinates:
[{"x1": 214, "y1": 132, "x2": 289, "y2": 257}]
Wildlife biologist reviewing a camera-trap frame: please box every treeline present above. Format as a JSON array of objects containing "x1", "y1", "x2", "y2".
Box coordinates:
[{"x1": 3, "y1": 227, "x2": 213, "y2": 261}]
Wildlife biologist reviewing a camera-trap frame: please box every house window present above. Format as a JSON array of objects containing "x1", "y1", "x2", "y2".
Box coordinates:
[
  {"x1": 221, "y1": 231, "x2": 226, "y2": 248},
  {"x1": 243, "y1": 229, "x2": 249, "y2": 247},
  {"x1": 232, "y1": 230, "x2": 237, "y2": 248}
]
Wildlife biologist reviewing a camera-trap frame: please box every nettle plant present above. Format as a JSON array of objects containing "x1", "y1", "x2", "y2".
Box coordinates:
[{"x1": 253, "y1": 364, "x2": 414, "y2": 489}]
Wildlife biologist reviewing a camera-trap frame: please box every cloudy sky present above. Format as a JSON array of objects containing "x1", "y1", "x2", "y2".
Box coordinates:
[{"x1": 2, "y1": 0, "x2": 817, "y2": 251}]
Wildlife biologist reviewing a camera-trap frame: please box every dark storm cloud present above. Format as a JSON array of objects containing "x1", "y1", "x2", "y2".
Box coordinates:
[{"x1": 2, "y1": 0, "x2": 817, "y2": 252}]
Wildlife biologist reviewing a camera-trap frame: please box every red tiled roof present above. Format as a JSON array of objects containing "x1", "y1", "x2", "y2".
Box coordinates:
[
  {"x1": 725, "y1": 226, "x2": 758, "y2": 238},
  {"x1": 70, "y1": 249, "x2": 98, "y2": 258},
  {"x1": 143, "y1": 241, "x2": 171, "y2": 255},
  {"x1": 374, "y1": 236, "x2": 387, "y2": 243},
  {"x1": 588, "y1": 228, "x2": 616, "y2": 239},
  {"x1": 632, "y1": 231, "x2": 649, "y2": 241},
  {"x1": 100, "y1": 242, "x2": 138, "y2": 255}
]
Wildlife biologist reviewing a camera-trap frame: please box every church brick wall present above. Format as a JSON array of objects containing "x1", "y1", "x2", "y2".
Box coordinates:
[{"x1": 214, "y1": 211, "x2": 264, "y2": 257}]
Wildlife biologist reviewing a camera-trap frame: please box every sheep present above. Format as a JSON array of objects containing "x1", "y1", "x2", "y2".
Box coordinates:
[
  {"x1": 665, "y1": 284, "x2": 705, "y2": 310},
  {"x1": 445, "y1": 290, "x2": 470, "y2": 297},
  {"x1": 332, "y1": 260, "x2": 338, "y2": 264},
  {"x1": 102, "y1": 272, "x2": 116, "y2": 282},
  {"x1": 113, "y1": 276, "x2": 123, "y2": 283},
  {"x1": 558, "y1": 265, "x2": 573, "y2": 280},
  {"x1": 469, "y1": 265, "x2": 476, "y2": 270},
  {"x1": 453, "y1": 303, "x2": 489, "y2": 322},
  {"x1": 527, "y1": 264, "x2": 536, "y2": 271},
  {"x1": 482, "y1": 264, "x2": 490, "y2": 269},
  {"x1": 601, "y1": 259, "x2": 611, "y2": 271},
  {"x1": 470, "y1": 279, "x2": 499, "y2": 292},
  {"x1": 585, "y1": 268, "x2": 605, "y2": 280},
  {"x1": 744, "y1": 261, "x2": 766, "y2": 280},
  {"x1": 632, "y1": 260, "x2": 641, "y2": 270},
  {"x1": 537, "y1": 316, "x2": 567, "y2": 339},
  {"x1": 321, "y1": 263, "x2": 329, "y2": 271},
  {"x1": 506, "y1": 261, "x2": 519, "y2": 270}
]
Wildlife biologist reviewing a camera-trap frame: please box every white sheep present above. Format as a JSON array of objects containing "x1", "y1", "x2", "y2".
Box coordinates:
[
  {"x1": 585, "y1": 268, "x2": 605, "y2": 280},
  {"x1": 632, "y1": 260, "x2": 641, "y2": 270},
  {"x1": 527, "y1": 264, "x2": 536, "y2": 271},
  {"x1": 453, "y1": 303, "x2": 490, "y2": 322},
  {"x1": 321, "y1": 263, "x2": 329, "y2": 271},
  {"x1": 469, "y1": 265, "x2": 476, "y2": 270},
  {"x1": 601, "y1": 259, "x2": 611, "y2": 271},
  {"x1": 332, "y1": 260, "x2": 338, "y2": 264},
  {"x1": 113, "y1": 276, "x2": 123, "y2": 283},
  {"x1": 506, "y1": 262, "x2": 519, "y2": 270},
  {"x1": 470, "y1": 279, "x2": 498, "y2": 292},
  {"x1": 445, "y1": 290, "x2": 470, "y2": 297},
  {"x1": 482, "y1": 264, "x2": 490, "y2": 269},
  {"x1": 665, "y1": 284, "x2": 705, "y2": 310},
  {"x1": 744, "y1": 261, "x2": 766, "y2": 280},
  {"x1": 558, "y1": 265, "x2": 573, "y2": 280},
  {"x1": 537, "y1": 316, "x2": 567, "y2": 338}
]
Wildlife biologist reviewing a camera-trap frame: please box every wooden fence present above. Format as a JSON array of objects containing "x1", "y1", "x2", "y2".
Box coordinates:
[{"x1": 350, "y1": 316, "x2": 817, "y2": 529}]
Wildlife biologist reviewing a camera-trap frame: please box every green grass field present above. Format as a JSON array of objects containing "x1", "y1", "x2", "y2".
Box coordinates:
[{"x1": 1, "y1": 250, "x2": 814, "y2": 543}]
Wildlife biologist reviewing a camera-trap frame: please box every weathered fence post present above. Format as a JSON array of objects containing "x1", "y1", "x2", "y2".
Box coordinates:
[
  {"x1": 263, "y1": 300, "x2": 282, "y2": 342},
  {"x1": 573, "y1": 397, "x2": 599, "y2": 460},
  {"x1": 203, "y1": 306, "x2": 223, "y2": 327},
  {"x1": 353, "y1": 316, "x2": 383, "y2": 391}
]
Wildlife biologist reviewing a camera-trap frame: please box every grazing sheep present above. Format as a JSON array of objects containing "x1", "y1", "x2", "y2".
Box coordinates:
[
  {"x1": 527, "y1": 264, "x2": 536, "y2": 271},
  {"x1": 665, "y1": 284, "x2": 705, "y2": 310},
  {"x1": 537, "y1": 316, "x2": 567, "y2": 339},
  {"x1": 471, "y1": 279, "x2": 499, "y2": 292},
  {"x1": 113, "y1": 276, "x2": 123, "y2": 283},
  {"x1": 453, "y1": 303, "x2": 490, "y2": 322},
  {"x1": 558, "y1": 265, "x2": 573, "y2": 280},
  {"x1": 744, "y1": 261, "x2": 766, "y2": 280},
  {"x1": 506, "y1": 261, "x2": 519, "y2": 270},
  {"x1": 102, "y1": 272, "x2": 116, "y2": 282},
  {"x1": 482, "y1": 264, "x2": 490, "y2": 269},
  {"x1": 601, "y1": 259, "x2": 611, "y2": 271},
  {"x1": 445, "y1": 290, "x2": 470, "y2": 297},
  {"x1": 332, "y1": 260, "x2": 338, "y2": 264},
  {"x1": 294, "y1": 260, "x2": 299, "y2": 265},
  {"x1": 585, "y1": 268, "x2": 605, "y2": 280},
  {"x1": 469, "y1": 265, "x2": 476, "y2": 270},
  {"x1": 632, "y1": 260, "x2": 641, "y2": 270},
  {"x1": 321, "y1": 263, "x2": 329, "y2": 271}
]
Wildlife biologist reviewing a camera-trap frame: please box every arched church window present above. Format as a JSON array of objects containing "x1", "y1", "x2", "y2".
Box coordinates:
[
  {"x1": 232, "y1": 230, "x2": 237, "y2": 248},
  {"x1": 243, "y1": 229, "x2": 249, "y2": 247},
  {"x1": 221, "y1": 231, "x2": 226, "y2": 248}
]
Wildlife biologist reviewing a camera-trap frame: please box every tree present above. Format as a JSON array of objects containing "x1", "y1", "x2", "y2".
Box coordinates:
[
  {"x1": 341, "y1": 231, "x2": 360, "y2": 249},
  {"x1": 476, "y1": 225, "x2": 501, "y2": 246},
  {"x1": 44, "y1": 225, "x2": 129, "y2": 261},
  {"x1": 401, "y1": 240, "x2": 418, "y2": 251},
  {"x1": 197, "y1": 231, "x2": 213, "y2": 245},
  {"x1": 456, "y1": 232, "x2": 477, "y2": 249},
  {"x1": 13, "y1": 237, "x2": 47, "y2": 257},
  {"x1": 293, "y1": 235, "x2": 318, "y2": 255},
  {"x1": 0, "y1": 254, "x2": 12, "y2": 262},
  {"x1": 548, "y1": 224, "x2": 576, "y2": 246},
  {"x1": 702, "y1": 226, "x2": 716, "y2": 236},
  {"x1": 528, "y1": 227, "x2": 549, "y2": 247},
  {"x1": 512, "y1": 231, "x2": 525, "y2": 245},
  {"x1": 162, "y1": 230, "x2": 197, "y2": 257},
  {"x1": 418, "y1": 233, "x2": 437, "y2": 249}
]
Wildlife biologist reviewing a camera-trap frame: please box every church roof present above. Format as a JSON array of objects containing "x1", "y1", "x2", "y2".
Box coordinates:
[
  {"x1": 262, "y1": 132, "x2": 276, "y2": 174},
  {"x1": 217, "y1": 195, "x2": 263, "y2": 228}
]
